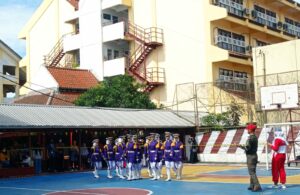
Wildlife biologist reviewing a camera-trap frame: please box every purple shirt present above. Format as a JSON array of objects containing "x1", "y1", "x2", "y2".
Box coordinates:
[
  {"x1": 157, "y1": 142, "x2": 164, "y2": 162},
  {"x1": 114, "y1": 143, "x2": 124, "y2": 161},
  {"x1": 172, "y1": 141, "x2": 183, "y2": 162},
  {"x1": 148, "y1": 140, "x2": 158, "y2": 162},
  {"x1": 103, "y1": 143, "x2": 115, "y2": 161},
  {"x1": 136, "y1": 144, "x2": 143, "y2": 163},
  {"x1": 144, "y1": 143, "x2": 149, "y2": 158},
  {"x1": 91, "y1": 146, "x2": 102, "y2": 162},
  {"x1": 126, "y1": 141, "x2": 137, "y2": 163},
  {"x1": 163, "y1": 140, "x2": 173, "y2": 161}
]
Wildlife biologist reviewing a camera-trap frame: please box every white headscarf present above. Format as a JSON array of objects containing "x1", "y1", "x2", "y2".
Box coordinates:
[{"x1": 274, "y1": 128, "x2": 288, "y2": 145}]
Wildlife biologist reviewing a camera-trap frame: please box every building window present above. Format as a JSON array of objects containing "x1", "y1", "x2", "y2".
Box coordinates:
[
  {"x1": 75, "y1": 20, "x2": 80, "y2": 34},
  {"x1": 253, "y1": 5, "x2": 277, "y2": 28},
  {"x1": 3, "y1": 84, "x2": 15, "y2": 98},
  {"x1": 232, "y1": 33, "x2": 245, "y2": 53},
  {"x1": 75, "y1": 50, "x2": 80, "y2": 65},
  {"x1": 216, "y1": 29, "x2": 245, "y2": 54},
  {"x1": 112, "y1": 16, "x2": 118, "y2": 24},
  {"x1": 103, "y1": 14, "x2": 119, "y2": 25},
  {"x1": 107, "y1": 49, "x2": 112, "y2": 60},
  {"x1": 217, "y1": 0, "x2": 244, "y2": 17},
  {"x1": 284, "y1": 17, "x2": 300, "y2": 37},
  {"x1": 103, "y1": 13, "x2": 111, "y2": 20},
  {"x1": 218, "y1": 68, "x2": 248, "y2": 91},
  {"x1": 256, "y1": 40, "x2": 267, "y2": 47},
  {"x1": 114, "y1": 50, "x2": 119, "y2": 59},
  {"x1": 3, "y1": 65, "x2": 16, "y2": 76}
]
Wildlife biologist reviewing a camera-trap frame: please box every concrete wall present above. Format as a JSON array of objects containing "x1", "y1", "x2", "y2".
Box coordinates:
[
  {"x1": 0, "y1": 43, "x2": 20, "y2": 103},
  {"x1": 78, "y1": 0, "x2": 103, "y2": 81},
  {"x1": 253, "y1": 40, "x2": 300, "y2": 77},
  {"x1": 19, "y1": 0, "x2": 74, "y2": 95},
  {"x1": 130, "y1": 0, "x2": 206, "y2": 107},
  {"x1": 30, "y1": 66, "x2": 58, "y2": 91}
]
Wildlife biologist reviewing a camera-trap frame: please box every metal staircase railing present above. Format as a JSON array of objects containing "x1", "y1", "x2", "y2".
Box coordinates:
[
  {"x1": 128, "y1": 45, "x2": 154, "y2": 71},
  {"x1": 44, "y1": 36, "x2": 65, "y2": 67},
  {"x1": 126, "y1": 21, "x2": 164, "y2": 45},
  {"x1": 125, "y1": 21, "x2": 164, "y2": 92}
]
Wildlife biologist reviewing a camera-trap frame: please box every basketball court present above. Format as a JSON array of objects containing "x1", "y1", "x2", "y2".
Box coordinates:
[{"x1": 1, "y1": 164, "x2": 300, "y2": 195}]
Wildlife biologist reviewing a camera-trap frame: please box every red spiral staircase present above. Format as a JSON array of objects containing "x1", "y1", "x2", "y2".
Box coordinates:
[{"x1": 125, "y1": 22, "x2": 165, "y2": 92}]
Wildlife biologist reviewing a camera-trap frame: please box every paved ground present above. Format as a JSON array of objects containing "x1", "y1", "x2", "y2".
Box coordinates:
[{"x1": 0, "y1": 164, "x2": 300, "y2": 195}]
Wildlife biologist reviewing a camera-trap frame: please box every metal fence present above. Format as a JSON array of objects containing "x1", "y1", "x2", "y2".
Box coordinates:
[{"x1": 173, "y1": 70, "x2": 300, "y2": 127}]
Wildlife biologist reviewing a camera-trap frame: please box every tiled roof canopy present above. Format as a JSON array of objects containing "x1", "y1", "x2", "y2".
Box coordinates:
[
  {"x1": 47, "y1": 67, "x2": 99, "y2": 90},
  {"x1": 14, "y1": 92, "x2": 80, "y2": 106},
  {"x1": 0, "y1": 104, "x2": 195, "y2": 130},
  {"x1": 14, "y1": 93, "x2": 50, "y2": 105}
]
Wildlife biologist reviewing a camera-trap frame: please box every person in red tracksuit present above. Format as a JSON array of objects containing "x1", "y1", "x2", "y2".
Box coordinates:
[{"x1": 268, "y1": 128, "x2": 288, "y2": 189}]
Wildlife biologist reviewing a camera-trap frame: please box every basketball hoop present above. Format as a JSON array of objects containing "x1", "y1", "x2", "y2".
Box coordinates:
[{"x1": 260, "y1": 83, "x2": 299, "y2": 111}]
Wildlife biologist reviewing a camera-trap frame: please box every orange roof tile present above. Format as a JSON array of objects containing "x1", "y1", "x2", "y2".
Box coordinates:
[
  {"x1": 50, "y1": 93, "x2": 81, "y2": 105},
  {"x1": 14, "y1": 92, "x2": 81, "y2": 106},
  {"x1": 14, "y1": 93, "x2": 49, "y2": 105},
  {"x1": 47, "y1": 67, "x2": 99, "y2": 90}
]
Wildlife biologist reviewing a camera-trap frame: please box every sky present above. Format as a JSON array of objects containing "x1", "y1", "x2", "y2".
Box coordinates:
[
  {"x1": 0, "y1": 0, "x2": 42, "y2": 57},
  {"x1": 1, "y1": 0, "x2": 300, "y2": 57}
]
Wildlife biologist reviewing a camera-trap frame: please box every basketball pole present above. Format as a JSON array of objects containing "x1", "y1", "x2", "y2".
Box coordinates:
[
  {"x1": 289, "y1": 109, "x2": 297, "y2": 164},
  {"x1": 264, "y1": 125, "x2": 269, "y2": 170}
]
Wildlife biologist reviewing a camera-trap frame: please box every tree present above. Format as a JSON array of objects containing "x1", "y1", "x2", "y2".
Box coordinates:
[
  {"x1": 201, "y1": 100, "x2": 244, "y2": 130},
  {"x1": 227, "y1": 100, "x2": 245, "y2": 126},
  {"x1": 75, "y1": 75, "x2": 157, "y2": 109},
  {"x1": 201, "y1": 112, "x2": 231, "y2": 130}
]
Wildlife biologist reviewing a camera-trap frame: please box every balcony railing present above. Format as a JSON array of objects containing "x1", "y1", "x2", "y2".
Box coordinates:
[
  {"x1": 216, "y1": 76, "x2": 254, "y2": 92},
  {"x1": 215, "y1": 35, "x2": 245, "y2": 47},
  {"x1": 215, "y1": 35, "x2": 250, "y2": 56},
  {"x1": 214, "y1": 0, "x2": 244, "y2": 17},
  {"x1": 251, "y1": 10, "x2": 277, "y2": 29},
  {"x1": 146, "y1": 67, "x2": 165, "y2": 83},
  {"x1": 285, "y1": 23, "x2": 300, "y2": 37}
]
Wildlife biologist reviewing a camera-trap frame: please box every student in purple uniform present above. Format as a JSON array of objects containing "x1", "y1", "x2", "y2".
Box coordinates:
[
  {"x1": 103, "y1": 137, "x2": 115, "y2": 179},
  {"x1": 114, "y1": 137, "x2": 126, "y2": 179},
  {"x1": 126, "y1": 135, "x2": 137, "y2": 181},
  {"x1": 156, "y1": 134, "x2": 164, "y2": 179},
  {"x1": 162, "y1": 132, "x2": 174, "y2": 181},
  {"x1": 91, "y1": 139, "x2": 103, "y2": 179},
  {"x1": 171, "y1": 133, "x2": 184, "y2": 180},
  {"x1": 135, "y1": 138, "x2": 144, "y2": 179},
  {"x1": 144, "y1": 136, "x2": 153, "y2": 177},
  {"x1": 148, "y1": 133, "x2": 159, "y2": 180}
]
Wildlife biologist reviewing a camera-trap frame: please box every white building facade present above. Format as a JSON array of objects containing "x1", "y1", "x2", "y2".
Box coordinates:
[{"x1": 0, "y1": 40, "x2": 21, "y2": 103}]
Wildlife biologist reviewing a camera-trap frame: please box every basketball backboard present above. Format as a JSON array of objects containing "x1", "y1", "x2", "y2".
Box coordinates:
[{"x1": 260, "y1": 83, "x2": 299, "y2": 110}]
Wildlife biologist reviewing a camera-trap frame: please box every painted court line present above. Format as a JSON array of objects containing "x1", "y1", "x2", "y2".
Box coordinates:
[
  {"x1": 0, "y1": 186, "x2": 55, "y2": 192},
  {"x1": 45, "y1": 191, "x2": 108, "y2": 195},
  {"x1": 44, "y1": 187, "x2": 153, "y2": 195}
]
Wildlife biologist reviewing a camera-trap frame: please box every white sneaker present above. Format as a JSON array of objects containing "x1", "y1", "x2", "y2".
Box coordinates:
[
  {"x1": 120, "y1": 176, "x2": 125, "y2": 179},
  {"x1": 176, "y1": 176, "x2": 181, "y2": 180},
  {"x1": 165, "y1": 178, "x2": 171, "y2": 181},
  {"x1": 93, "y1": 171, "x2": 99, "y2": 179},
  {"x1": 107, "y1": 175, "x2": 113, "y2": 179},
  {"x1": 150, "y1": 177, "x2": 157, "y2": 180},
  {"x1": 269, "y1": 184, "x2": 279, "y2": 189},
  {"x1": 281, "y1": 185, "x2": 286, "y2": 189}
]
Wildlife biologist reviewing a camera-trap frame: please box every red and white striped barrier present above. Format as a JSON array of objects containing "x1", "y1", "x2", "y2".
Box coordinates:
[{"x1": 192, "y1": 127, "x2": 300, "y2": 163}]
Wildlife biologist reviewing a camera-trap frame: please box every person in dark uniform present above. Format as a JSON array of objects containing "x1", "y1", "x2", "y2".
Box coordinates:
[{"x1": 238, "y1": 123, "x2": 262, "y2": 192}]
